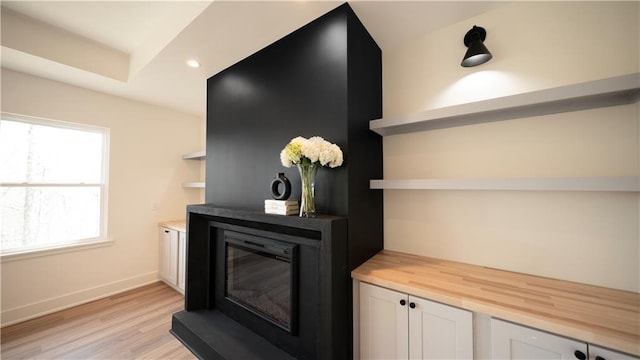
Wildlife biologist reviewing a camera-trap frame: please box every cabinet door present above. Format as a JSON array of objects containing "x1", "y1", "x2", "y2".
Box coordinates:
[
  {"x1": 159, "y1": 227, "x2": 178, "y2": 286},
  {"x1": 360, "y1": 282, "x2": 409, "y2": 359},
  {"x1": 408, "y1": 296, "x2": 473, "y2": 359},
  {"x1": 492, "y1": 318, "x2": 587, "y2": 359},
  {"x1": 589, "y1": 345, "x2": 639, "y2": 360},
  {"x1": 177, "y1": 231, "x2": 186, "y2": 293}
]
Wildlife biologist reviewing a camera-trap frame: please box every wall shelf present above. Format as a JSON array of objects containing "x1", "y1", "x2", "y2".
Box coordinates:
[
  {"x1": 183, "y1": 151, "x2": 206, "y2": 160},
  {"x1": 370, "y1": 177, "x2": 640, "y2": 192},
  {"x1": 183, "y1": 151, "x2": 205, "y2": 189},
  {"x1": 370, "y1": 73, "x2": 640, "y2": 136},
  {"x1": 370, "y1": 74, "x2": 640, "y2": 193}
]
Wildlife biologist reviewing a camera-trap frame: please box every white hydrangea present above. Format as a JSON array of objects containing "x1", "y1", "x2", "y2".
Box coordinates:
[
  {"x1": 280, "y1": 135, "x2": 343, "y2": 168},
  {"x1": 280, "y1": 149, "x2": 293, "y2": 167},
  {"x1": 280, "y1": 136, "x2": 306, "y2": 167},
  {"x1": 301, "y1": 136, "x2": 325, "y2": 163},
  {"x1": 327, "y1": 144, "x2": 343, "y2": 168}
]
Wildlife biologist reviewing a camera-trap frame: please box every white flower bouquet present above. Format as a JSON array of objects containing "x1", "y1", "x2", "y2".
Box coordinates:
[
  {"x1": 279, "y1": 136, "x2": 343, "y2": 217},
  {"x1": 280, "y1": 136, "x2": 343, "y2": 168}
]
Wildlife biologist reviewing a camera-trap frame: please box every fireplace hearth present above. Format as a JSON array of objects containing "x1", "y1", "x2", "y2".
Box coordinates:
[{"x1": 170, "y1": 205, "x2": 349, "y2": 359}]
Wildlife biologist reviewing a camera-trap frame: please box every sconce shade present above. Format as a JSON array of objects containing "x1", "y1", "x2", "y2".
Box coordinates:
[{"x1": 461, "y1": 25, "x2": 493, "y2": 67}]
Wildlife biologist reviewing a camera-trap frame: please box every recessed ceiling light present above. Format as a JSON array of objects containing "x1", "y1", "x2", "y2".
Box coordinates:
[{"x1": 187, "y1": 60, "x2": 200, "y2": 68}]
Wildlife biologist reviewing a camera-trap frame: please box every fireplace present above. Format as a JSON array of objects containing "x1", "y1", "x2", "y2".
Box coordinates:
[
  {"x1": 210, "y1": 221, "x2": 316, "y2": 357},
  {"x1": 171, "y1": 205, "x2": 351, "y2": 359},
  {"x1": 223, "y1": 230, "x2": 298, "y2": 334}
]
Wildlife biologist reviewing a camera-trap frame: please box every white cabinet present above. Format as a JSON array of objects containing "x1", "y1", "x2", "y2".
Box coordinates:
[
  {"x1": 492, "y1": 319, "x2": 639, "y2": 360},
  {"x1": 159, "y1": 227, "x2": 186, "y2": 294},
  {"x1": 160, "y1": 227, "x2": 178, "y2": 285},
  {"x1": 589, "y1": 345, "x2": 639, "y2": 360},
  {"x1": 177, "y1": 230, "x2": 186, "y2": 292},
  {"x1": 409, "y1": 295, "x2": 473, "y2": 359},
  {"x1": 360, "y1": 281, "x2": 409, "y2": 359},
  {"x1": 359, "y1": 282, "x2": 473, "y2": 359},
  {"x1": 492, "y1": 318, "x2": 586, "y2": 359}
]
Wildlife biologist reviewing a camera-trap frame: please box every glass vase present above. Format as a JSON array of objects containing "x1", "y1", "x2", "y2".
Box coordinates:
[{"x1": 297, "y1": 161, "x2": 319, "y2": 218}]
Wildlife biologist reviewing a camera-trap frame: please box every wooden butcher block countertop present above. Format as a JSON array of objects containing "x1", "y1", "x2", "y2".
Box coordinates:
[
  {"x1": 352, "y1": 250, "x2": 640, "y2": 357},
  {"x1": 158, "y1": 220, "x2": 186, "y2": 233}
]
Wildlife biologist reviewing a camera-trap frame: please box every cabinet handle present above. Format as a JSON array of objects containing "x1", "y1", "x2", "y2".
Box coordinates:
[
  {"x1": 409, "y1": 302, "x2": 416, "y2": 309},
  {"x1": 574, "y1": 350, "x2": 587, "y2": 360},
  {"x1": 595, "y1": 357, "x2": 606, "y2": 360},
  {"x1": 400, "y1": 299, "x2": 406, "y2": 306}
]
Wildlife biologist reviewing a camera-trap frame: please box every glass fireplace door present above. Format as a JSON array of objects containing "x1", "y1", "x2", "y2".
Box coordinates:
[{"x1": 224, "y1": 231, "x2": 297, "y2": 333}]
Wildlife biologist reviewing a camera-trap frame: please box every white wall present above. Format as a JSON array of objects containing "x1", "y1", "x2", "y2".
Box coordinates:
[
  {"x1": 0, "y1": 69, "x2": 205, "y2": 325},
  {"x1": 382, "y1": 2, "x2": 639, "y2": 292}
]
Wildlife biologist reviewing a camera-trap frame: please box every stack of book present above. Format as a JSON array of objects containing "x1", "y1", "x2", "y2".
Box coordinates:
[{"x1": 264, "y1": 199, "x2": 299, "y2": 216}]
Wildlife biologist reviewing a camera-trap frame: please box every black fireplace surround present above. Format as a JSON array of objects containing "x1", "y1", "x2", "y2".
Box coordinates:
[
  {"x1": 171, "y1": 3, "x2": 383, "y2": 359},
  {"x1": 171, "y1": 205, "x2": 349, "y2": 359}
]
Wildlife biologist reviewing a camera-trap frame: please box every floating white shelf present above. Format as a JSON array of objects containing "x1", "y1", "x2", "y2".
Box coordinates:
[
  {"x1": 370, "y1": 177, "x2": 640, "y2": 192},
  {"x1": 182, "y1": 151, "x2": 206, "y2": 160},
  {"x1": 182, "y1": 151, "x2": 205, "y2": 189},
  {"x1": 370, "y1": 73, "x2": 640, "y2": 136}
]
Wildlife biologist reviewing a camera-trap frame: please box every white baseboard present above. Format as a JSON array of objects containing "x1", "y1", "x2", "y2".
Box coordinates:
[{"x1": 1, "y1": 271, "x2": 159, "y2": 327}]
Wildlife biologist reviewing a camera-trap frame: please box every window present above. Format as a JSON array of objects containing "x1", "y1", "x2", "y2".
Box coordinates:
[{"x1": 0, "y1": 113, "x2": 109, "y2": 256}]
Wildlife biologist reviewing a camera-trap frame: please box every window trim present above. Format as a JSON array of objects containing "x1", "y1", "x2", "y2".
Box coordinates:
[
  {"x1": 0, "y1": 238, "x2": 115, "y2": 263},
  {"x1": 0, "y1": 112, "x2": 110, "y2": 257}
]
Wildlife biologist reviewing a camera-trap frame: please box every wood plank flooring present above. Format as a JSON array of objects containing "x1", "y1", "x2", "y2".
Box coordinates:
[{"x1": 1, "y1": 282, "x2": 196, "y2": 359}]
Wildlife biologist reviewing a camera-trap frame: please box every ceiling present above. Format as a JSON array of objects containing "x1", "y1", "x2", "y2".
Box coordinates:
[{"x1": 0, "y1": 1, "x2": 505, "y2": 118}]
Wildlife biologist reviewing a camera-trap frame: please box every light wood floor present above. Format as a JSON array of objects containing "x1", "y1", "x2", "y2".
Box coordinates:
[{"x1": 1, "y1": 282, "x2": 197, "y2": 359}]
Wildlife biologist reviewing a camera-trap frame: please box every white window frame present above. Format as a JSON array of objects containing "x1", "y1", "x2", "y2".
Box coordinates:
[{"x1": 0, "y1": 112, "x2": 111, "y2": 261}]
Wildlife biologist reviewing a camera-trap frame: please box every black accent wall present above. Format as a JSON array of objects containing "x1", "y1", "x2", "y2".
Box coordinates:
[{"x1": 205, "y1": 3, "x2": 382, "y2": 271}]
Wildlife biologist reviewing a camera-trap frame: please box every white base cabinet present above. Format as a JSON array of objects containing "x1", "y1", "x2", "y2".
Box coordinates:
[
  {"x1": 159, "y1": 227, "x2": 186, "y2": 294},
  {"x1": 589, "y1": 345, "x2": 640, "y2": 360},
  {"x1": 492, "y1": 318, "x2": 587, "y2": 359},
  {"x1": 359, "y1": 282, "x2": 473, "y2": 359},
  {"x1": 492, "y1": 319, "x2": 639, "y2": 360},
  {"x1": 356, "y1": 283, "x2": 639, "y2": 360},
  {"x1": 360, "y1": 282, "x2": 409, "y2": 359},
  {"x1": 177, "y1": 230, "x2": 186, "y2": 292}
]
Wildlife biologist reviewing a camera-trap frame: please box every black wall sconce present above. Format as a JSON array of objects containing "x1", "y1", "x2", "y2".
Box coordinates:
[{"x1": 461, "y1": 25, "x2": 493, "y2": 67}]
